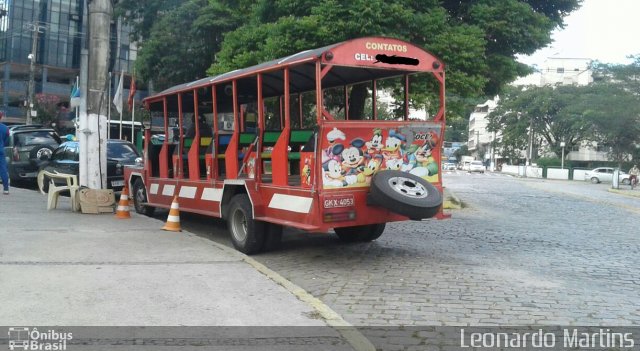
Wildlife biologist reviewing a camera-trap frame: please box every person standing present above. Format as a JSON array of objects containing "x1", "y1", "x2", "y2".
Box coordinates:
[
  {"x1": 629, "y1": 164, "x2": 639, "y2": 187},
  {"x1": 0, "y1": 112, "x2": 9, "y2": 194}
]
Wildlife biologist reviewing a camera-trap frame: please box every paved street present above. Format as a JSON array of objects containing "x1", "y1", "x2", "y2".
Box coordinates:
[{"x1": 179, "y1": 171, "x2": 640, "y2": 326}]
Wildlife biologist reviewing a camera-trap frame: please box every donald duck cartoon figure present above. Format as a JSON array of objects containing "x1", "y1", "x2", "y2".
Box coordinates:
[{"x1": 381, "y1": 129, "x2": 405, "y2": 169}]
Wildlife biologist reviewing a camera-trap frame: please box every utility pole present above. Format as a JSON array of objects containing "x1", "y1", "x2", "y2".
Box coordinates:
[
  {"x1": 79, "y1": 0, "x2": 112, "y2": 189},
  {"x1": 25, "y1": 21, "x2": 45, "y2": 125}
]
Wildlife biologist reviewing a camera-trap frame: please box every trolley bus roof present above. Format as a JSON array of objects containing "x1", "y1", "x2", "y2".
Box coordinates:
[{"x1": 147, "y1": 37, "x2": 444, "y2": 102}]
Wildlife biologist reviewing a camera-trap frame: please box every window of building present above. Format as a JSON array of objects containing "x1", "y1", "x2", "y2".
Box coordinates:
[{"x1": 557, "y1": 67, "x2": 565, "y2": 73}]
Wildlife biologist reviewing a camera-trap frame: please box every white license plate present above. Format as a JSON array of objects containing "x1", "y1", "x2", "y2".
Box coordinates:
[{"x1": 111, "y1": 180, "x2": 124, "y2": 187}]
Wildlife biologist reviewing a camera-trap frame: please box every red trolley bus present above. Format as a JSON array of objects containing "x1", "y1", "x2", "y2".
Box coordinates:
[{"x1": 125, "y1": 37, "x2": 447, "y2": 254}]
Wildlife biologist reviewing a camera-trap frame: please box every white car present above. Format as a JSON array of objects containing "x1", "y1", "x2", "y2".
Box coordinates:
[
  {"x1": 584, "y1": 167, "x2": 630, "y2": 184},
  {"x1": 468, "y1": 160, "x2": 485, "y2": 173}
]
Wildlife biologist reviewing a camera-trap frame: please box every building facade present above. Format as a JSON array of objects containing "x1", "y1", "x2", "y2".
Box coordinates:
[{"x1": 0, "y1": 0, "x2": 137, "y2": 124}]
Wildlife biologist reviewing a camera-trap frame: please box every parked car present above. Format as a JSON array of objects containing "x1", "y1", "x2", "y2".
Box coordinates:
[
  {"x1": 468, "y1": 160, "x2": 485, "y2": 173},
  {"x1": 442, "y1": 162, "x2": 456, "y2": 171},
  {"x1": 38, "y1": 139, "x2": 140, "y2": 193},
  {"x1": 4, "y1": 125, "x2": 61, "y2": 184},
  {"x1": 584, "y1": 167, "x2": 630, "y2": 184}
]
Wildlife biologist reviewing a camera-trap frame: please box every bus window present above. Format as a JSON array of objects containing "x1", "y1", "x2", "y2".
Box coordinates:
[
  {"x1": 323, "y1": 87, "x2": 345, "y2": 120},
  {"x1": 408, "y1": 72, "x2": 441, "y2": 121},
  {"x1": 347, "y1": 82, "x2": 373, "y2": 120},
  {"x1": 300, "y1": 91, "x2": 316, "y2": 129},
  {"x1": 263, "y1": 97, "x2": 281, "y2": 131},
  {"x1": 147, "y1": 101, "x2": 165, "y2": 177},
  {"x1": 375, "y1": 76, "x2": 405, "y2": 121}
]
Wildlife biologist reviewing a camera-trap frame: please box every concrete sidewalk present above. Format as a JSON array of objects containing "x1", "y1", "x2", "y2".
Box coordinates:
[{"x1": 0, "y1": 189, "x2": 347, "y2": 326}]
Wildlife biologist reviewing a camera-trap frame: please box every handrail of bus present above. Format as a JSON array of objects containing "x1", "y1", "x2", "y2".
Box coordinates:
[{"x1": 238, "y1": 131, "x2": 260, "y2": 178}]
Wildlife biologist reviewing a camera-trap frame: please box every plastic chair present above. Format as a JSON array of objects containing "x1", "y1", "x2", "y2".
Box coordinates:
[{"x1": 44, "y1": 171, "x2": 80, "y2": 211}]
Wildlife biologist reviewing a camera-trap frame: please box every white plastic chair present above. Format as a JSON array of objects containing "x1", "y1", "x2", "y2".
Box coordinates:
[{"x1": 42, "y1": 170, "x2": 80, "y2": 211}]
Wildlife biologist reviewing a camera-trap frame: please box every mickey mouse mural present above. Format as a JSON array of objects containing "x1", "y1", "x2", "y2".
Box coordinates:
[{"x1": 321, "y1": 126, "x2": 441, "y2": 189}]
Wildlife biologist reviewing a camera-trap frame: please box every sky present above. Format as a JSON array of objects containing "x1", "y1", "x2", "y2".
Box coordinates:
[{"x1": 517, "y1": 0, "x2": 640, "y2": 67}]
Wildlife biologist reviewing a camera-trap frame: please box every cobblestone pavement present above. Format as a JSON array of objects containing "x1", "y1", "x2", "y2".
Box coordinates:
[{"x1": 179, "y1": 172, "x2": 640, "y2": 327}]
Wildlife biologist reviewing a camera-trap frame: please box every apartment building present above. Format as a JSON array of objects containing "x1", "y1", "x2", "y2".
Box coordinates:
[{"x1": 0, "y1": 0, "x2": 137, "y2": 124}]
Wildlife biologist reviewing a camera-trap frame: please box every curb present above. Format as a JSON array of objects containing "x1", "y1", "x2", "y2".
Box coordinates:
[
  {"x1": 443, "y1": 188, "x2": 462, "y2": 209},
  {"x1": 212, "y1": 243, "x2": 376, "y2": 351},
  {"x1": 607, "y1": 188, "x2": 640, "y2": 199}
]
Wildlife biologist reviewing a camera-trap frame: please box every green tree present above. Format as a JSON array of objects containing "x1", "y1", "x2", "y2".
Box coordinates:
[
  {"x1": 121, "y1": 0, "x2": 579, "y2": 121},
  {"x1": 34, "y1": 93, "x2": 62, "y2": 127},
  {"x1": 210, "y1": 0, "x2": 578, "y2": 119},
  {"x1": 487, "y1": 85, "x2": 593, "y2": 162},
  {"x1": 488, "y1": 59, "x2": 640, "y2": 166},
  {"x1": 580, "y1": 83, "x2": 640, "y2": 166},
  {"x1": 116, "y1": 0, "x2": 250, "y2": 90}
]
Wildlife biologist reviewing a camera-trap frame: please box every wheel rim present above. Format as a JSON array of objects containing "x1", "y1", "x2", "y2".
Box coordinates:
[
  {"x1": 591, "y1": 177, "x2": 599, "y2": 184},
  {"x1": 231, "y1": 208, "x2": 248, "y2": 243},
  {"x1": 388, "y1": 176, "x2": 428, "y2": 198},
  {"x1": 36, "y1": 148, "x2": 52, "y2": 159},
  {"x1": 135, "y1": 186, "x2": 146, "y2": 212}
]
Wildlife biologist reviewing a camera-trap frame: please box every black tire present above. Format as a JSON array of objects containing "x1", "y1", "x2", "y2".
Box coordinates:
[
  {"x1": 368, "y1": 170, "x2": 442, "y2": 220},
  {"x1": 262, "y1": 223, "x2": 283, "y2": 252},
  {"x1": 621, "y1": 179, "x2": 630, "y2": 185},
  {"x1": 227, "y1": 194, "x2": 265, "y2": 255},
  {"x1": 590, "y1": 177, "x2": 600, "y2": 184},
  {"x1": 29, "y1": 145, "x2": 55, "y2": 161},
  {"x1": 133, "y1": 178, "x2": 155, "y2": 216},
  {"x1": 335, "y1": 223, "x2": 386, "y2": 243}
]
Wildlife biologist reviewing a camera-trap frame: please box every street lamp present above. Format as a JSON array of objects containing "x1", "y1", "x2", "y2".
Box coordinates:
[{"x1": 560, "y1": 141, "x2": 566, "y2": 169}]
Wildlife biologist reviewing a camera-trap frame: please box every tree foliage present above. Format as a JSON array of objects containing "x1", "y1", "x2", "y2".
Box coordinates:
[
  {"x1": 487, "y1": 60, "x2": 640, "y2": 165},
  {"x1": 118, "y1": 0, "x2": 579, "y2": 122}
]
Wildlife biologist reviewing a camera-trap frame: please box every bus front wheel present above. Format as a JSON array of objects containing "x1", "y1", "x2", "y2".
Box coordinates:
[
  {"x1": 133, "y1": 178, "x2": 155, "y2": 216},
  {"x1": 227, "y1": 194, "x2": 265, "y2": 255}
]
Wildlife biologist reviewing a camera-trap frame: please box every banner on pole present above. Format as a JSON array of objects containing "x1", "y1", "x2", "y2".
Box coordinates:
[
  {"x1": 70, "y1": 78, "x2": 81, "y2": 108},
  {"x1": 113, "y1": 71, "x2": 124, "y2": 115},
  {"x1": 128, "y1": 75, "x2": 136, "y2": 112}
]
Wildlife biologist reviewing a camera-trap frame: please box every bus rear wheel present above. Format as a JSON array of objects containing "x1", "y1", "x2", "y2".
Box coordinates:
[
  {"x1": 335, "y1": 223, "x2": 386, "y2": 243},
  {"x1": 227, "y1": 194, "x2": 265, "y2": 255}
]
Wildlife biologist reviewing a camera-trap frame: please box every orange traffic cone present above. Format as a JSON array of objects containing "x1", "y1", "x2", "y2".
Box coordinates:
[
  {"x1": 162, "y1": 196, "x2": 182, "y2": 232},
  {"x1": 115, "y1": 185, "x2": 131, "y2": 219}
]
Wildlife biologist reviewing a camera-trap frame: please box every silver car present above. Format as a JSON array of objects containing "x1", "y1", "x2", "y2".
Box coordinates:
[
  {"x1": 468, "y1": 160, "x2": 485, "y2": 173},
  {"x1": 584, "y1": 167, "x2": 630, "y2": 184}
]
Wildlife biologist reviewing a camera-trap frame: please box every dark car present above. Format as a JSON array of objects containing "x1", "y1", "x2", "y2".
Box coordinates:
[
  {"x1": 38, "y1": 139, "x2": 140, "y2": 192},
  {"x1": 4, "y1": 125, "x2": 62, "y2": 184}
]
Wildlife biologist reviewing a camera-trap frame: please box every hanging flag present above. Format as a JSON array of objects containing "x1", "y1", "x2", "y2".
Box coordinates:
[
  {"x1": 128, "y1": 75, "x2": 136, "y2": 112},
  {"x1": 113, "y1": 71, "x2": 124, "y2": 115},
  {"x1": 69, "y1": 78, "x2": 81, "y2": 108}
]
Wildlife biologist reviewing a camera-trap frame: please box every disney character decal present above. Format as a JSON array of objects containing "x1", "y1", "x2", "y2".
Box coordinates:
[
  {"x1": 359, "y1": 154, "x2": 383, "y2": 184},
  {"x1": 365, "y1": 128, "x2": 383, "y2": 157},
  {"x1": 341, "y1": 138, "x2": 366, "y2": 176},
  {"x1": 322, "y1": 127, "x2": 346, "y2": 166},
  {"x1": 382, "y1": 129, "x2": 405, "y2": 169},
  {"x1": 322, "y1": 159, "x2": 358, "y2": 187}
]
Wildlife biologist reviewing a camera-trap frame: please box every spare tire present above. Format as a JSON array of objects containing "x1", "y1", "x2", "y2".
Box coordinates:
[
  {"x1": 368, "y1": 170, "x2": 442, "y2": 220},
  {"x1": 29, "y1": 145, "x2": 55, "y2": 161}
]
